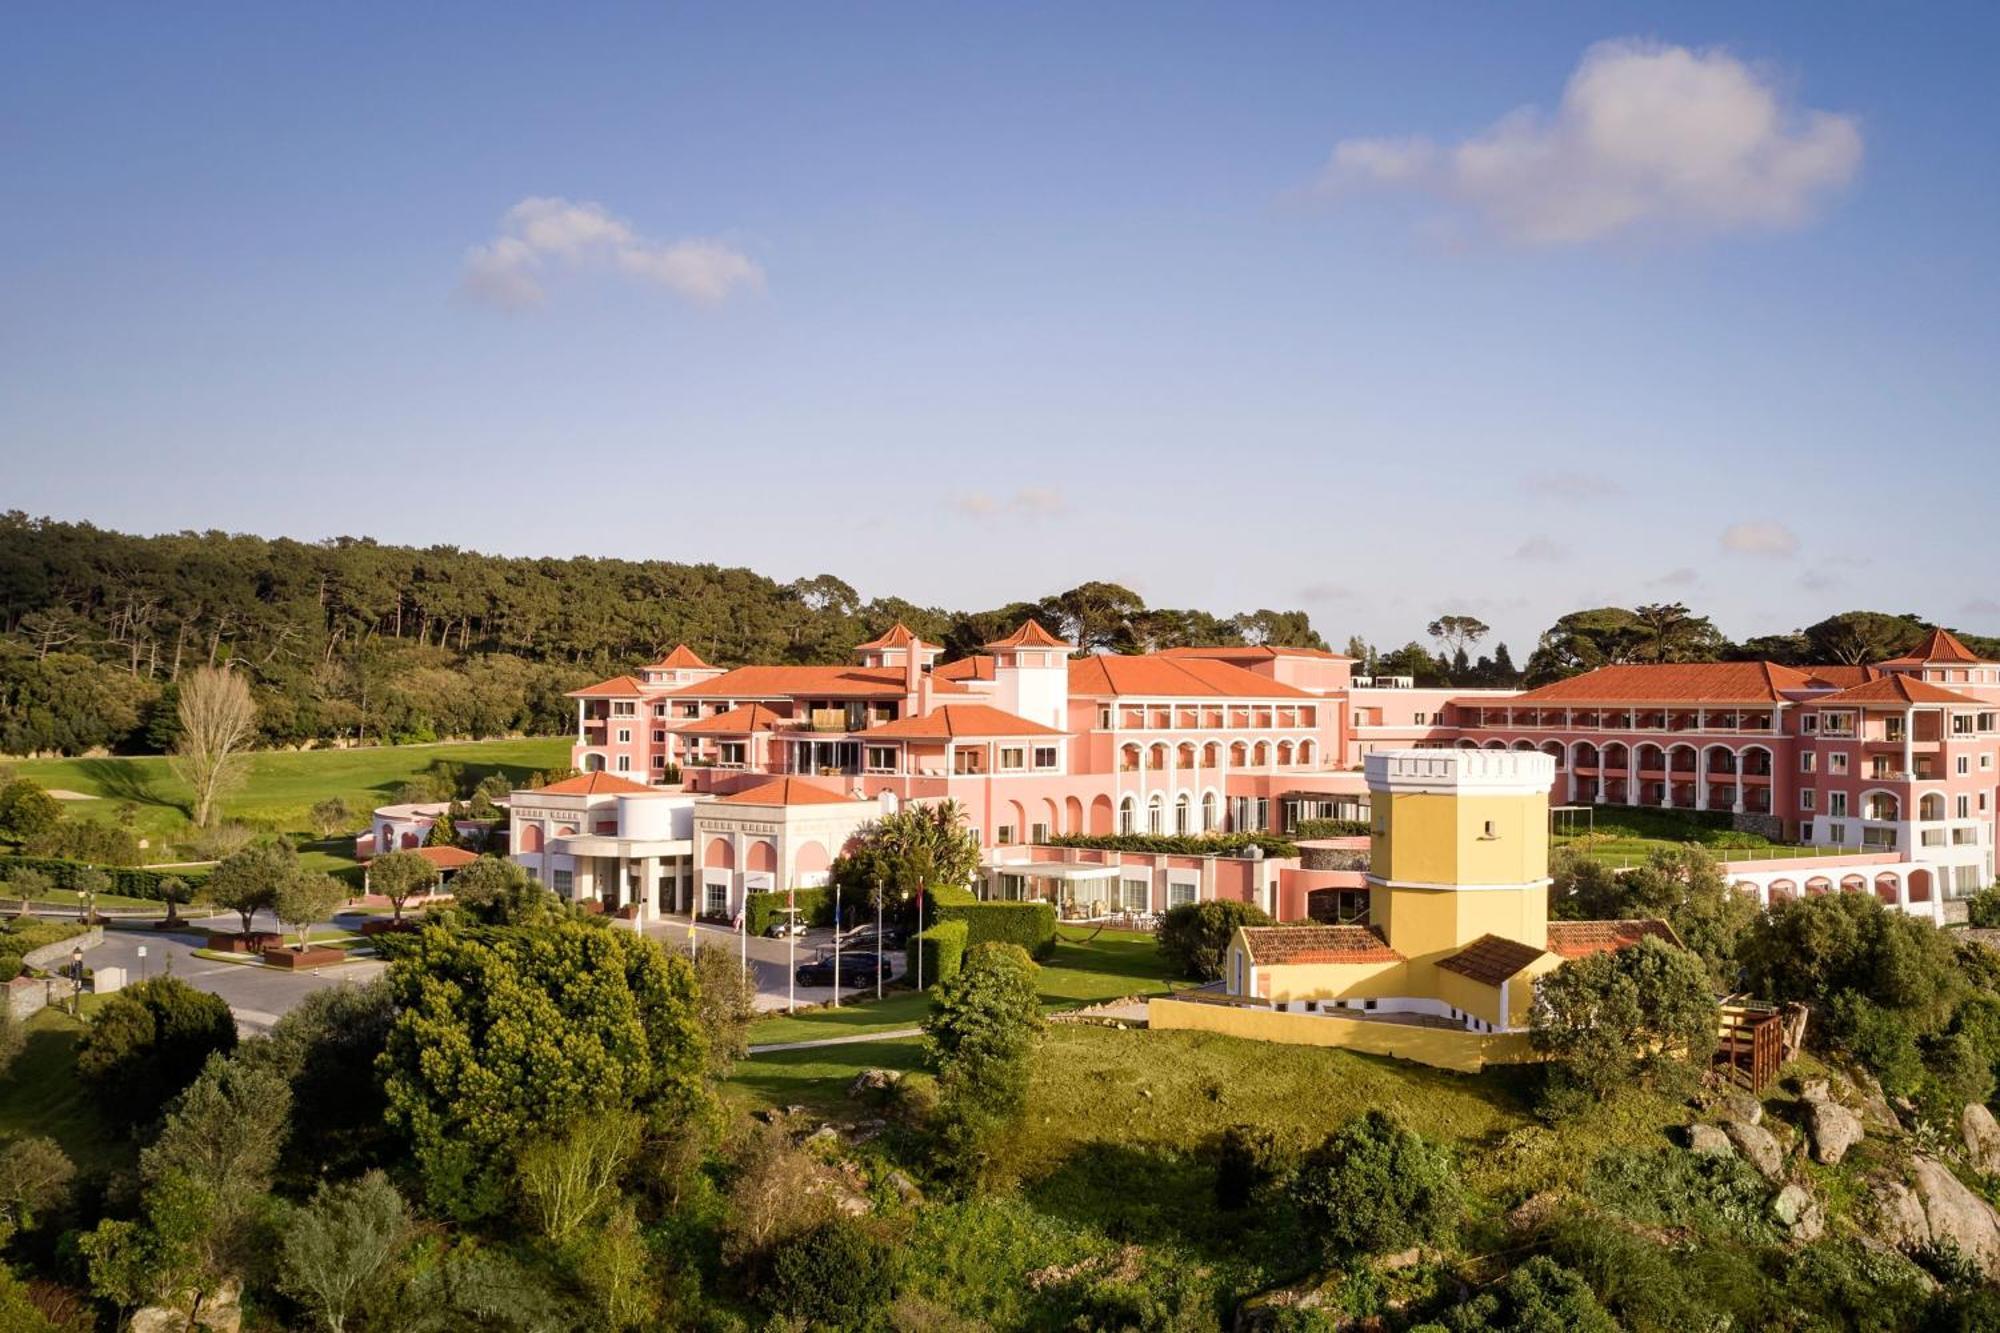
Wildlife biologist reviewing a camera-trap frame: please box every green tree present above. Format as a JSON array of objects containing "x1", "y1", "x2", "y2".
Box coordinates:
[
  {"x1": 308, "y1": 797, "x2": 353, "y2": 838},
  {"x1": 156, "y1": 874, "x2": 196, "y2": 927},
  {"x1": 442, "y1": 854, "x2": 561, "y2": 927},
  {"x1": 515, "y1": 1112, "x2": 639, "y2": 1242},
  {"x1": 379, "y1": 920, "x2": 709, "y2": 1220},
  {"x1": 924, "y1": 942, "x2": 1044, "y2": 1175},
  {"x1": 1530, "y1": 937, "x2": 1718, "y2": 1098},
  {"x1": 1289, "y1": 1110, "x2": 1461, "y2": 1257},
  {"x1": 0, "y1": 779, "x2": 60, "y2": 846},
  {"x1": 278, "y1": 1170, "x2": 411, "y2": 1333},
  {"x1": 424, "y1": 810, "x2": 460, "y2": 849},
  {"x1": 139, "y1": 1052, "x2": 290, "y2": 1285},
  {"x1": 692, "y1": 941, "x2": 756, "y2": 1075},
  {"x1": 246, "y1": 980, "x2": 397, "y2": 1179},
  {"x1": 367, "y1": 848, "x2": 439, "y2": 923},
  {"x1": 1523, "y1": 607, "x2": 1650, "y2": 683},
  {"x1": 1552, "y1": 846, "x2": 1753, "y2": 991},
  {"x1": 1427, "y1": 615, "x2": 1491, "y2": 665},
  {"x1": 768, "y1": 1218, "x2": 897, "y2": 1329},
  {"x1": 274, "y1": 872, "x2": 348, "y2": 951},
  {"x1": 1801, "y1": 610, "x2": 1929, "y2": 665},
  {"x1": 831, "y1": 799, "x2": 982, "y2": 911},
  {"x1": 70, "y1": 865, "x2": 108, "y2": 923},
  {"x1": 206, "y1": 840, "x2": 299, "y2": 936},
  {"x1": 75, "y1": 976, "x2": 237, "y2": 1125},
  {"x1": 1631, "y1": 602, "x2": 1727, "y2": 663},
  {"x1": 1156, "y1": 900, "x2": 1273, "y2": 981},
  {"x1": 1440, "y1": 1256, "x2": 1618, "y2": 1333},
  {"x1": 0, "y1": 1137, "x2": 73, "y2": 1240},
  {"x1": 1739, "y1": 891, "x2": 1962, "y2": 1033}
]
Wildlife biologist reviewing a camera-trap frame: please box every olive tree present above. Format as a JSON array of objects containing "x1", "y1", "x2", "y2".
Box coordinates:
[
  {"x1": 275, "y1": 873, "x2": 349, "y2": 951},
  {"x1": 368, "y1": 850, "x2": 439, "y2": 924}
]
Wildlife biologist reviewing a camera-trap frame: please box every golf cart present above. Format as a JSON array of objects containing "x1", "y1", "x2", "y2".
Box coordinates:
[{"x1": 764, "y1": 906, "x2": 808, "y2": 938}]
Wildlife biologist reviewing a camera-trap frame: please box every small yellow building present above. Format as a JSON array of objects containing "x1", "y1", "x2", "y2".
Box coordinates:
[{"x1": 1213, "y1": 749, "x2": 1672, "y2": 1041}]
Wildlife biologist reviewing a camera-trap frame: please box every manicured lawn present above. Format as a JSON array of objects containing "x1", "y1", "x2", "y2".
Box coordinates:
[
  {"x1": 745, "y1": 927, "x2": 1179, "y2": 1046},
  {"x1": 0, "y1": 1008, "x2": 129, "y2": 1176},
  {"x1": 13, "y1": 736, "x2": 569, "y2": 866},
  {"x1": 724, "y1": 1036, "x2": 927, "y2": 1117},
  {"x1": 5, "y1": 890, "x2": 168, "y2": 913}
]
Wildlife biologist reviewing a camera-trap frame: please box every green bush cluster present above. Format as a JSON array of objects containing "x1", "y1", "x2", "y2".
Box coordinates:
[
  {"x1": 0, "y1": 917, "x2": 89, "y2": 978},
  {"x1": 1043, "y1": 831, "x2": 1301, "y2": 858},
  {"x1": 742, "y1": 887, "x2": 831, "y2": 934},
  {"x1": 1156, "y1": 900, "x2": 1274, "y2": 980},
  {"x1": 1289, "y1": 818, "x2": 1371, "y2": 839},
  {"x1": 905, "y1": 918, "x2": 968, "y2": 990},
  {"x1": 0, "y1": 855, "x2": 209, "y2": 902},
  {"x1": 930, "y1": 894, "x2": 1056, "y2": 961}
]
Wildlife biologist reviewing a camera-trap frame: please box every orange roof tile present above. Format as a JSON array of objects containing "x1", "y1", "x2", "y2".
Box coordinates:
[
  {"x1": 856, "y1": 622, "x2": 927, "y2": 651},
  {"x1": 1238, "y1": 925, "x2": 1401, "y2": 965},
  {"x1": 532, "y1": 772, "x2": 658, "y2": 796},
  {"x1": 1436, "y1": 934, "x2": 1547, "y2": 985},
  {"x1": 1067, "y1": 655, "x2": 1315, "y2": 699},
  {"x1": 1159, "y1": 644, "x2": 1354, "y2": 662},
  {"x1": 933, "y1": 655, "x2": 995, "y2": 682},
  {"x1": 567, "y1": 675, "x2": 646, "y2": 699},
  {"x1": 1881, "y1": 627, "x2": 1987, "y2": 665},
  {"x1": 681, "y1": 702, "x2": 791, "y2": 734},
  {"x1": 985, "y1": 619, "x2": 1070, "y2": 650},
  {"x1": 715, "y1": 778, "x2": 868, "y2": 807},
  {"x1": 1465, "y1": 662, "x2": 1817, "y2": 707},
  {"x1": 1811, "y1": 675, "x2": 1982, "y2": 707},
  {"x1": 1802, "y1": 665, "x2": 1879, "y2": 689},
  {"x1": 663, "y1": 665, "x2": 967, "y2": 700},
  {"x1": 651, "y1": 644, "x2": 713, "y2": 670},
  {"x1": 1544, "y1": 918, "x2": 1679, "y2": 959},
  {"x1": 863, "y1": 704, "x2": 1062, "y2": 740}
]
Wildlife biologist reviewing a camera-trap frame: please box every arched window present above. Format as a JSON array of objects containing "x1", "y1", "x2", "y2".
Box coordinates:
[
  {"x1": 1202, "y1": 791, "x2": 1220, "y2": 831},
  {"x1": 1919, "y1": 792, "x2": 1946, "y2": 821},
  {"x1": 1175, "y1": 793, "x2": 1192, "y2": 834},
  {"x1": 1147, "y1": 794, "x2": 1165, "y2": 834},
  {"x1": 1276, "y1": 741, "x2": 1295, "y2": 767},
  {"x1": 1252, "y1": 741, "x2": 1271, "y2": 767},
  {"x1": 1119, "y1": 796, "x2": 1137, "y2": 835},
  {"x1": 1201, "y1": 742, "x2": 1220, "y2": 769}
]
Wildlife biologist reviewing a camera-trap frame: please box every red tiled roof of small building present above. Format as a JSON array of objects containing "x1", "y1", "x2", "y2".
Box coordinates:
[
  {"x1": 1435, "y1": 933, "x2": 1547, "y2": 986},
  {"x1": 1460, "y1": 662, "x2": 1817, "y2": 707},
  {"x1": 533, "y1": 772, "x2": 658, "y2": 796},
  {"x1": 716, "y1": 778, "x2": 868, "y2": 807},
  {"x1": 985, "y1": 618, "x2": 1070, "y2": 650},
  {"x1": 863, "y1": 704, "x2": 1062, "y2": 740},
  {"x1": 1067, "y1": 655, "x2": 1316, "y2": 699},
  {"x1": 1801, "y1": 665, "x2": 1879, "y2": 689},
  {"x1": 1238, "y1": 924, "x2": 1401, "y2": 965},
  {"x1": 856, "y1": 622, "x2": 926, "y2": 650},
  {"x1": 661, "y1": 665, "x2": 968, "y2": 700},
  {"x1": 1544, "y1": 918, "x2": 1679, "y2": 959},
  {"x1": 567, "y1": 675, "x2": 646, "y2": 699},
  {"x1": 933, "y1": 655, "x2": 995, "y2": 682},
  {"x1": 1811, "y1": 674, "x2": 1982, "y2": 707},
  {"x1": 651, "y1": 644, "x2": 713, "y2": 669}
]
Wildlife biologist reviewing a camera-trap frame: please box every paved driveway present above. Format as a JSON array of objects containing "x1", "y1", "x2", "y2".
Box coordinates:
[
  {"x1": 643, "y1": 915, "x2": 904, "y2": 1011},
  {"x1": 85, "y1": 910, "x2": 386, "y2": 1035}
]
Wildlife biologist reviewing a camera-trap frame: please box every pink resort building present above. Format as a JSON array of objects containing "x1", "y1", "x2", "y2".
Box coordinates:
[{"x1": 504, "y1": 622, "x2": 2000, "y2": 928}]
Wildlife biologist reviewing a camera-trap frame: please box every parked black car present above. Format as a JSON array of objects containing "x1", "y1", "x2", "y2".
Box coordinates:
[
  {"x1": 839, "y1": 923, "x2": 909, "y2": 951},
  {"x1": 794, "y1": 951, "x2": 892, "y2": 987}
]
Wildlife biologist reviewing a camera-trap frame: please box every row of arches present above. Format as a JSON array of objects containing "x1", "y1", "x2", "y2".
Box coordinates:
[
  {"x1": 1736, "y1": 867, "x2": 1935, "y2": 908},
  {"x1": 1460, "y1": 736, "x2": 1775, "y2": 776},
  {"x1": 1118, "y1": 739, "x2": 1317, "y2": 773},
  {"x1": 1460, "y1": 737, "x2": 1776, "y2": 815}
]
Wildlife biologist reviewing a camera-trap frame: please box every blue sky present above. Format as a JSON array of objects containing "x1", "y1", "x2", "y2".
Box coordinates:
[{"x1": 4, "y1": 4, "x2": 1998, "y2": 656}]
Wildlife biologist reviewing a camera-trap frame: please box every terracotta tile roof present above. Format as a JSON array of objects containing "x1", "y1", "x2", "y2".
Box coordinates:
[
  {"x1": 1436, "y1": 934, "x2": 1547, "y2": 985},
  {"x1": 856, "y1": 622, "x2": 927, "y2": 651},
  {"x1": 715, "y1": 778, "x2": 868, "y2": 807},
  {"x1": 533, "y1": 772, "x2": 658, "y2": 796},
  {"x1": 985, "y1": 618, "x2": 1070, "y2": 650},
  {"x1": 567, "y1": 675, "x2": 646, "y2": 699},
  {"x1": 862, "y1": 704, "x2": 1062, "y2": 740},
  {"x1": 933, "y1": 655, "x2": 995, "y2": 682},
  {"x1": 1067, "y1": 655, "x2": 1315, "y2": 699},
  {"x1": 1812, "y1": 675, "x2": 1982, "y2": 707},
  {"x1": 1159, "y1": 645, "x2": 1354, "y2": 662},
  {"x1": 1463, "y1": 662, "x2": 1817, "y2": 707},
  {"x1": 662, "y1": 665, "x2": 967, "y2": 700},
  {"x1": 415, "y1": 845, "x2": 479, "y2": 869},
  {"x1": 651, "y1": 644, "x2": 713, "y2": 670},
  {"x1": 681, "y1": 702, "x2": 790, "y2": 734},
  {"x1": 1544, "y1": 918, "x2": 1679, "y2": 959},
  {"x1": 1881, "y1": 627, "x2": 1986, "y2": 666},
  {"x1": 1238, "y1": 925, "x2": 1401, "y2": 965}
]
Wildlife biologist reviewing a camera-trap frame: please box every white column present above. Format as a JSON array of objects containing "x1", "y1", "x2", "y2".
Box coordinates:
[
  {"x1": 1904, "y1": 708, "x2": 1916, "y2": 779},
  {"x1": 638, "y1": 856, "x2": 657, "y2": 923},
  {"x1": 576, "y1": 700, "x2": 587, "y2": 745},
  {"x1": 1625, "y1": 748, "x2": 1638, "y2": 806},
  {"x1": 1697, "y1": 750, "x2": 1710, "y2": 811}
]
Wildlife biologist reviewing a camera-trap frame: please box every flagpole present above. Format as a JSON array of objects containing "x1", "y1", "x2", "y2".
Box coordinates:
[
  {"x1": 787, "y1": 882, "x2": 796, "y2": 1015},
  {"x1": 874, "y1": 876, "x2": 883, "y2": 1002},
  {"x1": 916, "y1": 885, "x2": 924, "y2": 991},
  {"x1": 832, "y1": 882, "x2": 841, "y2": 1010}
]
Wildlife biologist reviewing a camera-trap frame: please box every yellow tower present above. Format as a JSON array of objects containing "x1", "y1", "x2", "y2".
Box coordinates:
[{"x1": 1367, "y1": 749, "x2": 1554, "y2": 994}]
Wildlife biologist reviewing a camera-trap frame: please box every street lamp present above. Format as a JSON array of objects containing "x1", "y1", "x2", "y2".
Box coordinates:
[{"x1": 69, "y1": 946, "x2": 84, "y2": 1015}]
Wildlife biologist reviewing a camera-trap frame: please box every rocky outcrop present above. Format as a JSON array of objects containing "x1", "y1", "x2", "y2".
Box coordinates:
[
  {"x1": 1869, "y1": 1158, "x2": 2000, "y2": 1280},
  {"x1": 1686, "y1": 1123, "x2": 1733, "y2": 1158},
  {"x1": 1713, "y1": 1086, "x2": 1764, "y2": 1126},
  {"x1": 1805, "y1": 1099, "x2": 1864, "y2": 1165},
  {"x1": 1962, "y1": 1103, "x2": 2000, "y2": 1175},
  {"x1": 848, "y1": 1068, "x2": 903, "y2": 1097},
  {"x1": 1772, "y1": 1184, "x2": 1824, "y2": 1243},
  {"x1": 1723, "y1": 1119, "x2": 1785, "y2": 1181}
]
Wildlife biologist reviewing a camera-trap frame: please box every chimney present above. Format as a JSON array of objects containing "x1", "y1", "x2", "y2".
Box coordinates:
[{"x1": 904, "y1": 640, "x2": 923, "y2": 717}]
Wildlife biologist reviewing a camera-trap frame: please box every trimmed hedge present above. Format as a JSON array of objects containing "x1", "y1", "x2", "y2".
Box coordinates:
[
  {"x1": 931, "y1": 896, "x2": 1057, "y2": 961},
  {"x1": 905, "y1": 918, "x2": 968, "y2": 991},
  {"x1": 744, "y1": 887, "x2": 833, "y2": 935},
  {"x1": 0, "y1": 855, "x2": 211, "y2": 902},
  {"x1": 1041, "y1": 832, "x2": 1300, "y2": 858},
  {"x1": 1291, "y1": 818, "x2": 1371, "y2": 839}
]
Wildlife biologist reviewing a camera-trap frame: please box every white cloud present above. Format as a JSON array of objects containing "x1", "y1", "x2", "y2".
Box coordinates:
[
  {"x1": 953, "y1": 487, "x2": 1068, "y2": 520},
  {"x1": 1512, "y1": 537, "x2": 1568, "y2": 562},
  {"x1": 1316, "y1": 39, "x2": 1862, "y2": 245},
  {"x1": 460, "y1": 197, "x2": 763, "y2": 309},
  {"x1": 1721, "y1": 520, "x2": 1800, "y2": 558}
]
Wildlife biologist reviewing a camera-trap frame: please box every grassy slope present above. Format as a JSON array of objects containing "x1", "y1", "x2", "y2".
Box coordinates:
[
  {"x1": 0, "y1": 1008, "x2": 129, "y2": 1176},
  {"x1": 11, "y1": 737, "x2": 570, "y2": 870}
]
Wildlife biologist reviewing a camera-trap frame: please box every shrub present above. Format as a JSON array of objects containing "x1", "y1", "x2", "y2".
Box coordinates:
[
  {"x1": 74, "y1": 977, "x2": 237, "y2": 1126},
  {"x1": 744, "y1": 887, "x2": 830, "y2": 935},
  {"x1": 1214, "y1": 1123, "x2": 1282, "y2": 1211},
  {"x1": 925, "y1": 943, "x2": 1044, "y2": 1176},
  {"x1": 1044, "y1": 831, "x2": 1300, "y2": 857},
  {"x1": 906, "y1": 919, "x2": 968, "y2": 991},
  {"x1": 767, "y1": 1219, "x2": 897, "y2": 1328},
  {"x1": 1288, "y1": 1110, "x2": 1460, "y2": 1257},
  {"x1": 1438, "y1": 1256, "x2": 1617, "y2": 1333},
  {"x1": 1966, "y1": 885, "x2": 2000, "y2": 930},
  {"x1": 1290, "y1": 818, "x2": 1370, "y2": 839},
  {"x1": 0, "y1": 855, "x2": 210, "y2": 902},
  {"x1": 931, "y1": 896, "x2": 1055, "y2": 960},
  {"x1": 1529, "y1": 937, "x2": 1718, "y2": 1099},
  {"x1": 1157, "y1": 900, "x2": 1273, "y2": 981}
]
